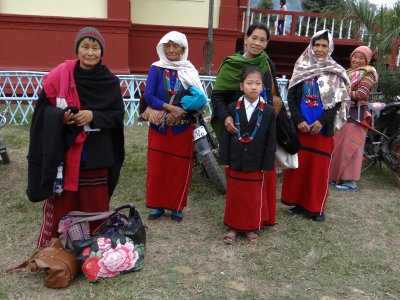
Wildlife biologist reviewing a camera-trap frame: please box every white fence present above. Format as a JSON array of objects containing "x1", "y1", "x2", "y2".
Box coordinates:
[{"x1": 0, "y1": 71, "x2": 289, "y2": 125}]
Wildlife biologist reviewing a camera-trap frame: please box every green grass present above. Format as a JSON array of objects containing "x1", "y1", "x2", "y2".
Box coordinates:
[{"x1": 0, "y1": 125, "x2": 399, "y2": 300}]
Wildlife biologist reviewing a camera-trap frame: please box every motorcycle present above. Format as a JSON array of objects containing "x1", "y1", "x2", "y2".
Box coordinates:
[
  {"x1": 192, "y1": 113, "x2": 226, "y2": 195},
  {"x1": 0, "y1": 105, "x2": 10, "y2": 164},
  {"x1": 362, "y1": 96, "x2": 400, "y2": 185}
]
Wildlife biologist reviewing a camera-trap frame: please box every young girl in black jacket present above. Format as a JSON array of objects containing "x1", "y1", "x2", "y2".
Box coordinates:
[{"x1": 220, "y1": 66, "x2": 276, "y2": 245}]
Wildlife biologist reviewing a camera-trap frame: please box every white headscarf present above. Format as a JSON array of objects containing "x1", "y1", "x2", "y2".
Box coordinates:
[
  {"x1": 152, "y1": 31, "x2": 205, "y2": 94},
  {"x1": 289, "y1": 29, "x2": 351, "y2": 130}
]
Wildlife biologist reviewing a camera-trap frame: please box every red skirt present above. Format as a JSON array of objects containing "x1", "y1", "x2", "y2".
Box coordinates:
[
  {"x1": 281, "y1": 132, "x2": 333, "y2": 215},
  {"x1": 146, "y1": 126, "x2": 194, "y2": 212},
  {"x1": 37, "y1": 168, "x2": 109, "y2": 248},
  {"x1": 330, "y1": 121, "x2": 369, "y2": 182},
  {"x1": 264, "y1": 169, "x2": 276, "y2": 225},
  {"x1": 224, "y1": 168, "x2": 270, "y2": 231}
]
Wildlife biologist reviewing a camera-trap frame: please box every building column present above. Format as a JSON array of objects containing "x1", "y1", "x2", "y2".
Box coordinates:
[
  {"x1": 107, "y1": 0, "x2": 130, "y2": 20},
  {"x1": 218, "y1": 0, "x2": 240, "y2": 30}
]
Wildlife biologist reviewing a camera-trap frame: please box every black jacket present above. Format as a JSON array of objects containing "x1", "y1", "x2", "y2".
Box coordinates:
[
  {"x1": 220, "y1": 99, "x2": 276, "y2": 171},
  {"x1": 26, "y1": 62, "x2": 125, "y2": 202},
  {"x1": 26, "y1": 95, "x2": 80, "y2": 202},
  {"x1": 287, "y1": 82, "x2": 340, "y2": 137},
  {"x1": 211, "y1": 57, "x2": 280, "y2": 141}
]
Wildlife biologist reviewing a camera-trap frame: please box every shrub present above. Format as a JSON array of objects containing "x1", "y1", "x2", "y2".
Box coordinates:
[{"x1": 378, "y1": 67, "x2": 400, "y2": 102}]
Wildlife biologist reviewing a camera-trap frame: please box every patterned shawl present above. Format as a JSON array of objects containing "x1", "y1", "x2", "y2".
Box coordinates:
[
  {"x1": 347, "y1": 65, "x2": 378, "y2": 87},
  {"x1": 289, "y1": 29, "x2": 351, "y2": 130}
]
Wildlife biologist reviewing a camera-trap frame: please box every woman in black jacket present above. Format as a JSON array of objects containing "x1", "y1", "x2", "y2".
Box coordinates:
[{"x1": 27, "y1": 27, "x2": 125, "y2": 248}]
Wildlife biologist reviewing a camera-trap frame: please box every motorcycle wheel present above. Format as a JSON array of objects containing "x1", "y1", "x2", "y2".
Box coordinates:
[
  {"x1": 361, "y1": 132, "x2": 377, "y2": 173},
  {"x1": 388, "y1": 136, "x2": 400, "y2": 186},
  {"x1": 1, "y1": 151, "x2": 10, "y2": 164},
  {"x1": 198, "y1": 151, "x2": 226, "y2": 195}
]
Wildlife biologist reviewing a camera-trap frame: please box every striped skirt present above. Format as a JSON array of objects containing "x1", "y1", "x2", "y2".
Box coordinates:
[{"x1": 330, "y1": 120, "x2": 369, "y2": 183}]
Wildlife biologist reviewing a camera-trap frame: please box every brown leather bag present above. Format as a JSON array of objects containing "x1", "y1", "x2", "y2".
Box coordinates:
[{"x1": 6, "y1": 238, "x2": 79, "y2": 288}]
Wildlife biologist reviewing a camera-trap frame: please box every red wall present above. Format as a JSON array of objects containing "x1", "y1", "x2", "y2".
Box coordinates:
[
  {"x1": 0, "y1": 14, "x2": 131, "y2": 73},
  {"x1": 129, "y1": 24, "x2": 239, "y2": 74},
  {"x1": 0, "y1": 0, "x2": 242, "y2": 75}
]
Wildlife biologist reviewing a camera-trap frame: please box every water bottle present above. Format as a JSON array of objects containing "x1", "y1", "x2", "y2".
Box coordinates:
[{"x1": 53, "y1": 162, "x2": 64, "y2": 196}]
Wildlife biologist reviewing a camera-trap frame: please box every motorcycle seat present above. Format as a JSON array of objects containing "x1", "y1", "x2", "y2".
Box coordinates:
[{"x1": 368, "y1": 102, "x2": 386, "y2": 118}]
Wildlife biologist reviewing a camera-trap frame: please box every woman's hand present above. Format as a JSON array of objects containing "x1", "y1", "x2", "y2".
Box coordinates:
[
  {"x1": 167, "y1": 105, "x2": 186, "y2": 121},
  {"x1": 63, "y1": 109, "x2": 75, "y2": 125},
  {"x1": 297, "y1": 121, "x2": 310, "y2": 134},
  {"x1": 309, "y1": 120, "x2": 322, "y2": 135},
  {"x1": 71, "y1": 110, "x2": 93, "y2": 127},
  {"x1": 224, "y1": 116, "x2": 238, "y2": 134},
  {"x1": 165, "y1": 113, "x2": 177, "y2": 126}
]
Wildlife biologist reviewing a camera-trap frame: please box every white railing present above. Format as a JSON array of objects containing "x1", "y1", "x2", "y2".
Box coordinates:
[
  {"x1": 0, "y1": 71, "x2": 289, "y2": 125},
  {"x1": 242, "y1": 9, "x2": 359, "y2": 40}
]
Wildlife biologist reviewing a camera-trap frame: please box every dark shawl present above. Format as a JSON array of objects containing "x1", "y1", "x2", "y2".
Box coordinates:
[{"x1": 27, "y1": 61, "x2": 124, "y2": 201}]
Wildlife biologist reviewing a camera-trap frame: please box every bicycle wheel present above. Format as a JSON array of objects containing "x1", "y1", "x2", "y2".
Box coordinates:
[{"x1": 388, "y1": 136, "x2": 400, "y2": 186}]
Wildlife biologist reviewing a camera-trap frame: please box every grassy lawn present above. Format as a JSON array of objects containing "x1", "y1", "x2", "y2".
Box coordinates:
[{"x1": 0, "y1": 125, "x2": 399, "y2": 300}]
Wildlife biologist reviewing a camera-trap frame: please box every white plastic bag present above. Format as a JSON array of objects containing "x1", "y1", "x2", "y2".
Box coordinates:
[{"x1": 275, "y1": 144, "x2": 298, "y2": 169}]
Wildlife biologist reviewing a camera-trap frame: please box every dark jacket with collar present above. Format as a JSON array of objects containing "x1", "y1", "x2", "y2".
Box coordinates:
[
  {"x1": 219, "y1": 98, "x2": 276, "y2": 171},
  {"x1": 287, "y1": 82, "x2": 340, "y2": 137},
  {"x1": 26, "y1": 94, "x2": 80, "y2": 202}
]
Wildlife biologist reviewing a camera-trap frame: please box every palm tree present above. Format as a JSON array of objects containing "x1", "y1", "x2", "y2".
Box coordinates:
[{"x1": 330, "y1": 0, "x2": 400, "y2": 72}]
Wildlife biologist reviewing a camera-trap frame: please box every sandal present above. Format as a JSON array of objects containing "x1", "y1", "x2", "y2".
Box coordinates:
[
  {"x1": 148, "y1": 208, "x2": 165, "y2": 220},
  {"x1": 335, "y1": 184, "x2": 359, "y2": 191},
  {"x1": 170, "y1": 210, "x2": 183, "y2": 222},
  {"x1": 245, "y1": 232, "x2": 259, "y2": 244},
  {"x1": 289, "y1": 206, "x2": 303, "y2": 215},
  {"x1": 223, "y1": 230, "x2": 237, "y2": 245}
]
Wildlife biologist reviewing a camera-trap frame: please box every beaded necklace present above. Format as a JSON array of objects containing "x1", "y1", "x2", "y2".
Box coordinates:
[
  {"x1": 234, "y1": 96, "x2": 265, "y2": 143},
  {"x1": 303, "y1": 77, "x2": 320, "y2": 108},
  {"x1": 163, "y1": 69, "x2": 181, "y2": 96}
]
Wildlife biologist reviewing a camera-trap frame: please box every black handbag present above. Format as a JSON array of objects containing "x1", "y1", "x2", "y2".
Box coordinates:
[
  {"x1": 72, "y1": 204, "x2": 146, "y2": 282},
  {"x1": 276, "y1": 108, "x2": 300, "y2": 154}
]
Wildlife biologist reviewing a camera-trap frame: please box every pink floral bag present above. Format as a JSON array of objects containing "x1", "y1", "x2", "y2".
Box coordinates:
[{"x1": 72, "y1": 205, "x2": 146, "y2": 282}]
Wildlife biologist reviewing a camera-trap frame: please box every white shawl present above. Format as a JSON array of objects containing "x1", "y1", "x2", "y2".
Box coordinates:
[{"x1": 152, "y1": 31, "x2": 205, "y2": 94}]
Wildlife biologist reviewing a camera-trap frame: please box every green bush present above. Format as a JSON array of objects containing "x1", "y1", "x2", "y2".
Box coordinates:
[{"x1": 378, "y1": 67, "x2": 400, "y2": 102}]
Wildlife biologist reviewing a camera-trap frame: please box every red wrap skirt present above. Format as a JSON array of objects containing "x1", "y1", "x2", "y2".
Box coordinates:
[
  {"x1": 281, "y1": 132, "x2": 333, "y2": 215},
  {"x1": 224, "y1": 168, "x2": 270, "y2": 231},
  {"x1": 330, "y1": 121, "x2": 369, "y2": 183},
  {"x1": 146, "y1": 126, "x2": 194, "y2": 212}
]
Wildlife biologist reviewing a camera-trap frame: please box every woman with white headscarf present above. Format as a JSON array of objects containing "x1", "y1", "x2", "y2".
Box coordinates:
[
  {"x1": 144, "y1": 31, "x2": 206, "y2": 222},
  {"x1": 280, "y1": 29, "x2": 351, "y2": 222}
]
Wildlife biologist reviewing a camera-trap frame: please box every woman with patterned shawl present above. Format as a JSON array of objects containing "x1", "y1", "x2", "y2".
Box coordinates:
[
  {"x1": 211, "y1": 22, "x2": 283, "y2": 226},
  {"x1": 144, "y1": 31, "x2": 207, "y2": 222},
  {"x1": 330, "y1": 46, "x2": 378, "y2": 191},
  {"x1": 281, "y1": 29, "x2": 351, "y2": 222}
]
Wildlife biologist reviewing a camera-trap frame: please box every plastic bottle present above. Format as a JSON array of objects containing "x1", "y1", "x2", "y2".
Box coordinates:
[{"x1": 53, "y1": 162, "x2": 64, "y2": 195}]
